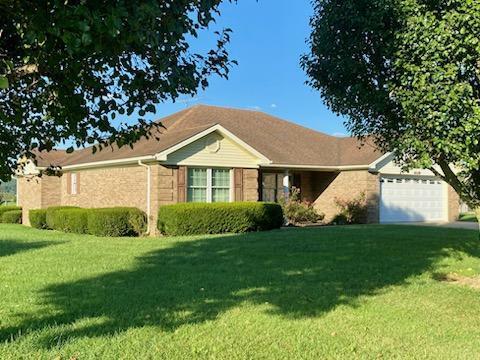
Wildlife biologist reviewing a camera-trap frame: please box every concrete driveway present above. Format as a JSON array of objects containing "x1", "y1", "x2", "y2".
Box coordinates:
[{"x1": 396, "y1": 221, "x2": 478, "y2": 230}]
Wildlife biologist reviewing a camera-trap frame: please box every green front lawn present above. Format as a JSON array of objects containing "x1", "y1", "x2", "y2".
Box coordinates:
[{"x1": 1, "y1": 224, "x2": 479, "y2": 358}]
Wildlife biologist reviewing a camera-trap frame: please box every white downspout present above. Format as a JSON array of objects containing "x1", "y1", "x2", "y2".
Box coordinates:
[{"x1": 138, "y1": 161, "x2": 151, "y2": 232}]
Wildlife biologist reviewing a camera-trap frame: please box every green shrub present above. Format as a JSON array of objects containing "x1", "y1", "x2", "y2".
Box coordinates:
[
  {"x1": 43, "y1": 206, "x2": 146, "y2": 237},
  {"x1": 279, "y1": 187, "x2": 324, "y2": 225},
  {"x1": 1, "y1": 210, "x2": 22, "y2": 224},
  {"x1": 46, "y1": 206, "x2": 79, "y2": 229},
  {"x1": 158, "y1": 202, "x2": 284, "y2": 236},
  {"x1": 333, "y1": 192, "x2": 368, "y2": 224},
  {"x1": 331, "y1": 213, "x2": 349, "y2": 225},
  {"x1": 0, "y1": 205, "x2": 21, "y2": 219},
  {"x1": 29, "y1": 209, "x2": 48, "y2": 229},
  {"x1": 50, "y1": 208, "x2": 89, "y2": 234},
  {"x1": 87, "y1": 207, "x2": 147, "y2": 237}
]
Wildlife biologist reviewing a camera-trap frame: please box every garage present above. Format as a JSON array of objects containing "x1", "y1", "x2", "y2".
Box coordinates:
[{"x1": 379, "y1": 176, "x2": 446, "y2": 223}]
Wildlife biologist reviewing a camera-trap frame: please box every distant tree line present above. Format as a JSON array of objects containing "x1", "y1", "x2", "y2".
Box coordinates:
[
  {"x1": 0, "y1": 179, "x2": 16, "y2": 194},
  {"x1": 0, "y1": 179, "x2": 16, "y2": 204}
]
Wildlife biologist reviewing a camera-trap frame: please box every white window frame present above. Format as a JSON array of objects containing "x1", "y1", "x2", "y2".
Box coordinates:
[
  {"x1": 187, "y1": 168, "x2": 232, "y2": 203},
  {"x1": 207, "y1": 168, "x2": 213, "y2": 202},
  {"x1": 71, "y1": 173, "x2": 78, "y2": 195}
]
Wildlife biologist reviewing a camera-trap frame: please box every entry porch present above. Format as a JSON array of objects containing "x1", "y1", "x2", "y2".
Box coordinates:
[{"x1": 259, "y1": 168, "x2": 380, "y2": 223}]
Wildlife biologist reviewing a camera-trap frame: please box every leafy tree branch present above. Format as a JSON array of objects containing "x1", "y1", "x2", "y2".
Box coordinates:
[
  {"x1": 303, "y1": 0, "x2": 480, "y2": 217},
  {"x1": 0, "y1": 0, "x2": 236, "y2": 180}
]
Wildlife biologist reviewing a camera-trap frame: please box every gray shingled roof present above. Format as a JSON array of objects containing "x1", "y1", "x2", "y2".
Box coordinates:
[{"x1": 34, "y1": 105, "x2": 382, "y2": 167}]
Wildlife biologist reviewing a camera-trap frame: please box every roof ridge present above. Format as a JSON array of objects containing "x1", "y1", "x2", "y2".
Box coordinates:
[
  {"x1": 171, "y1": 104, "x2": 358, "y2": 141},
  {"x1": 193, "y1": 103, "x2": 262, "y2": 113},
  {"x1": 157, "y1": 106, "x2": 196, "y2": 132},
  {"x1": 202, "y1": 104, "x2": 350, "y2": 140},
  {"x1": 258, "y1": 112, "x2": 339, "y2": 139}
]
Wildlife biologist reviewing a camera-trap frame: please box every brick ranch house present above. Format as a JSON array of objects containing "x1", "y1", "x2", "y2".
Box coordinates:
[{"x1": 17, "y1": 105, "x2": 459, "y2": 234}]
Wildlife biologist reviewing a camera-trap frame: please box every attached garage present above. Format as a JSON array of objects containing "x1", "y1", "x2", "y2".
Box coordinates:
[{"x1": 379, "y1": 176, "x2": 447, "y2": 223}]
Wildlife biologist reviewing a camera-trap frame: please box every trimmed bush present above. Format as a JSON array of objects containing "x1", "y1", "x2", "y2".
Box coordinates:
[
  {"x1": 43, "y1": 206, "x2": 147, "y2": 237},
  {"x1": 29, "y1": 209, "x2": 48, "y2": 229},
  {"x1": 50, "y1": 208, "x2": 89, "y2": 234},
  {"x1": 333, "y1": 192, "x2": 368, "y2": 225},
  {"x1": 87, "y1": 207, "x2": 147, "y2": 237},
  {"x1": 46, "y1": 206, "x2": 79, "y2": 230},
  {"x1": 1, "y1": 210, "x2": 22, "y2": 224},
  {"x1": 158, "y1": 202, "x2": 284, "y2": 236},
  {"x1": 279, "y1": 187, "x2": 324, "y2": 225},
  {"x1": 0, "y1": 205, "x2": 21, "y2": 219}
]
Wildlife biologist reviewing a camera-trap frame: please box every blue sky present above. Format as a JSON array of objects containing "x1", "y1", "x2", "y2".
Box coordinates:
[{"x1": 138, "y1": 0, "x2": 348, "y2": 136}]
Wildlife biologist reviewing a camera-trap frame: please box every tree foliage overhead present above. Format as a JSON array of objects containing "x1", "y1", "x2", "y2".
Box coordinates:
[
  {"x1": 0, "y1": 0, "x2": 236, "y2": 180},
  {"x1": 302, "y1": 0, "x2": 480, "y2": 209}
]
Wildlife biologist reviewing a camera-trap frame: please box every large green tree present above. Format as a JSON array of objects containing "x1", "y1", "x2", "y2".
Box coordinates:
[
  {"x1": 302, "y1": 0, "x2": 480, "y2": 221},
  {"x1": 0, "y1": 0, "x2": 236, "y2": 180}
]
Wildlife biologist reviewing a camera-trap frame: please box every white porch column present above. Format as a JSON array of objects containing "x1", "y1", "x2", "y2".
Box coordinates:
[{"x1": 283, "y1": 170, "x2": 290, "y2": 200}]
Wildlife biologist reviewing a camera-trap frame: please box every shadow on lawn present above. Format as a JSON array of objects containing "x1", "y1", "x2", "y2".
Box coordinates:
[
  {"x1": 1, "y1": 225, "x2": 478, "y2": 348},
  {"x1": 0, "y1": 240, "x2": 57, "y2": 258}
]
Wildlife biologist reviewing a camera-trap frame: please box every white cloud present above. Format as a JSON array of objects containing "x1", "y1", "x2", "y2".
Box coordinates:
[
  {"x1": 249, "y1": 105, "x2": 262, "y2": 111},
  {"x1": 270, "y1": 103, "x2": 277, "y2": 108},
  {"x1": 332, "y1": 132, "x2": 348, "y2": 137}
]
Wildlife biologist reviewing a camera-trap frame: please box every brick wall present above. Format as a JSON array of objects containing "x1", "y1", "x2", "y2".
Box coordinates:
[
  {"x1": 18, "y1": 175, "x2": 62, "y2": 225},
  {"x1": 59, "y1": 163, "x2": 180, "y2": 235},
  {"x1": 305, "y1": 170, "x2": 380, "y2": 223},
  {"x1": 42, "y1": 175, "x2": 62, "y2": 208},
  {"x1": 18, "y1": 177, "x2": 42, "y2": 225},
  {"x1": 151, "y1": 165, "x2": 177, "y2": 235},
  {"x1": 447, "y1": 185, "x2": 460, "y2": 222},
  {"x1": 60, "y1": 163, "x2": 179, "y2": 235},
  {"x1": 62, "y1": 164, "x2": 160, "y2": 233},
  {"x1": 61, "y1": 165, "x2": 148, "y2": 211},
  {"x1": 58, "y1": 164, "x2": 255, "y2": 235}
]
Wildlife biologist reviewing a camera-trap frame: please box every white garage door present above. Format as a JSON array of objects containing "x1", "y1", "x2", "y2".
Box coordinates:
[{"x1": 380, "y1": 177, "x2": 445, "y2": 223}]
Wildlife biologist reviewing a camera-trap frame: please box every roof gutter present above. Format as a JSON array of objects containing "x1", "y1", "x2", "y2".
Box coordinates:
[
  {"x1": 259, "y1": 163, "x2": 371, "y2": 171},
  {"x1": 58, "y1": 155, "x2": 156, "y2": 171}
]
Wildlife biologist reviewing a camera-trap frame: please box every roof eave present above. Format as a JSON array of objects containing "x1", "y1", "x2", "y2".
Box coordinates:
[
  {"x1": 58, "y1": 155, "x2": 156, "y2": 171},
  {"x1": 259, "y1": 163, "x2": 372, "y2": 171}
]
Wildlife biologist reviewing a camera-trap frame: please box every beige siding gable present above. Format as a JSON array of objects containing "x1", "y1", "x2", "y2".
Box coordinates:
[
  {"x1": 375, "y1": 155, "x2": 437, "y2": 176},
  {"x1": 165, "y1": 132, "x2": 261, "y2": 168}
]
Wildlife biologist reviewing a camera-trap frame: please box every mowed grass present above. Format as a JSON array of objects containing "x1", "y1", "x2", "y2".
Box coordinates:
[{"x1": 1, "y1": 224, "x2": 480, "y2": 359}]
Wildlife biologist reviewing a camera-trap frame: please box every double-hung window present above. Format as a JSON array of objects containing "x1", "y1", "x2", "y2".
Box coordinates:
[
  {"x1": 187, "y1": 168, "x2": 231, "y2": 203},
  {"x1": 211, "y1": 169, "x2": 230, "y2": 202},
  {"x1": 187, "y1": 168, "x2": 208, "y2": 202}
]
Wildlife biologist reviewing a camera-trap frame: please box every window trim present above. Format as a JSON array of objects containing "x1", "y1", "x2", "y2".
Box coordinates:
[
  {"x1": 211, "y1": 168, "x2": 231, "y2": 203},
  {"x1": 187, "y1": 167, "x2": 232, "y2": 203}
]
